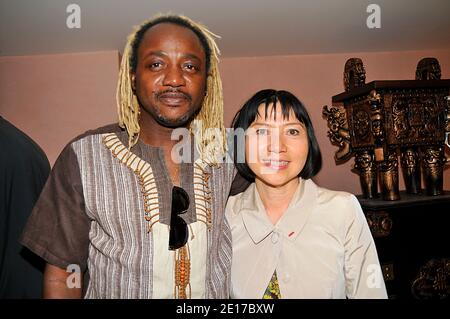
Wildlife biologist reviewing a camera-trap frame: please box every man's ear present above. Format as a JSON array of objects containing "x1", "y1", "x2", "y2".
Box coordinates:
[{"x1": 131, "y1": 73, "x2": 136, "y2": 93}]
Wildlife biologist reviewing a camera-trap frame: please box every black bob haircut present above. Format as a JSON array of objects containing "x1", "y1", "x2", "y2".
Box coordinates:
[
  {"x1": 231, "y1": 89, "x2": 322, "y2": 181},
  {"x1": 130, "y1": 16, "x2": 211, "y2": 74}
]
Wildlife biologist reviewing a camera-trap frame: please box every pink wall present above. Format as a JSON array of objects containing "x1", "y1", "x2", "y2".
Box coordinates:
[
  {"x1": 1, "y1": 48, "x2": 449, "y2": 195},
  {"x1": 0, "y1": 51, "x2": 119, "y2": 165},
  {"x1": 219, "y1": 49, "x2": 450, "y2": 194}
]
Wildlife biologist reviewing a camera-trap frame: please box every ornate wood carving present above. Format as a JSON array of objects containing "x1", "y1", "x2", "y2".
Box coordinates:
[
  {"x1": 400, "y1": 148, "x2": 421, "y2": 194},
  {"x1": 378, "y1": 148, "x2": 400, "y2": 201},
  {"x1": 348, "y1": 98, "x2": 373, "y2": 147},
  {"x1": 412, "y1": 258, "x2": 450, "y2": 299},
  {"x1": 416, "y1": 57, "x2": 442, "y2": 80},
  {"x1": 353, "y1": 150, "x2": 378, "y2": 199},
  {"x1": 322, "y1": 105, "x2": 352, "y2": 162},
  {"x1": 324, "y1": 57, "x2": 450, "y2": 200},
  {"x1": 445, "y1": 95, "x2": 450, "y2": 148},
  {"x1": 365, "y1": 210, "x2": 392, "y2": 237},
  {"x1": 389, "y1": 92, "x2": 445, "y2": 145},
  {"x1": 422, "y1": 146, "x2": 448, "y2": 195},
  {"x1": 381, "y1": 263, "x2": 395, "y2": 282},
  {"x1": 344, "y1": 58, "x2": 366, "y2": 92}
]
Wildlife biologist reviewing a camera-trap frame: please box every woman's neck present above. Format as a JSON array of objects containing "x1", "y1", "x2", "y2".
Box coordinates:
[{"x1": 255, "y1": 178, "x2": 300, "y2": 225}]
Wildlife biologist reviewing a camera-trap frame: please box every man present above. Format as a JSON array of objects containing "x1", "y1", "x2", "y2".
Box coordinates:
[
  {"x1": 21, "y1": 14, "x2": 234, "y2": 299},
  {"x1": 0, "y1": 117, "x2": 50, "y2": 298}
]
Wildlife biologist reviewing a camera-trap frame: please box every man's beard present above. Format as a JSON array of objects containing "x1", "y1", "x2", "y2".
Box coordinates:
[
  {"x1": 154, "y1": 109, "x2": 199, "y2": 128},
  {"x1": 139, "y1": 99, "x2": 202, "y2": 128}
]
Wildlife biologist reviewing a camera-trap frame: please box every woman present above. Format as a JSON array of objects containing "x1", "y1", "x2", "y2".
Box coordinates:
[{"x1": 226, "y1": 89, "x2": 387, "y2": 299}]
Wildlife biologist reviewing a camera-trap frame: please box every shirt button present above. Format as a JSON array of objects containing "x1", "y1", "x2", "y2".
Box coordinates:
[
  {"x1": 271, "y1": 231, "x2": 279, "y2": 244},
  {"x1": 283, "y1": 273, "x2": 290, "y2": 283}
]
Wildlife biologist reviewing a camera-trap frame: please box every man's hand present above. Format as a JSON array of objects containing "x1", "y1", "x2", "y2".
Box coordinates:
[{"x1": 43, "y1": 263, "x2": 82, "y2": 298}]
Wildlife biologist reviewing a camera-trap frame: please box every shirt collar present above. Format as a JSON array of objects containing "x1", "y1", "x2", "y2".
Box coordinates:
[{"x1": 235, "y1": 178, "x2": 318, "y2": 244}]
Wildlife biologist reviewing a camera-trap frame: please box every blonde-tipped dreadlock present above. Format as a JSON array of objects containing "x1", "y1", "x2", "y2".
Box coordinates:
[{"x1": 117, "y1": 14, "x2": 226, "y2": 166}]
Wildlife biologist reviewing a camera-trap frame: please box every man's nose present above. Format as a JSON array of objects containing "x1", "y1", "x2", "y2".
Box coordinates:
[{"x1": 163, "y1": 66, "x2": 185, "y2": 87}]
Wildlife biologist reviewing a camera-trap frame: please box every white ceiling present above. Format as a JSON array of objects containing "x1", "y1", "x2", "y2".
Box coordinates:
[{"x1": 1, "y1": 0, "x2": 449, "y2": 58}]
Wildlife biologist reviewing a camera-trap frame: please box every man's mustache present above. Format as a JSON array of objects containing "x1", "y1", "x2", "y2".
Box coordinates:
[{"x1": 155, "y1": 89, "x2": 192, "y2": 101}]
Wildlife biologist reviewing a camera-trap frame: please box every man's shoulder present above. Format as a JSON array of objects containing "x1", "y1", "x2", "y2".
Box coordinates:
[
  {"x1": 68, "y1": 123, "x2": 124, "y2": 145},
  {"x1": 53, "y1": 123, "x2": 124, "y2": 165}
]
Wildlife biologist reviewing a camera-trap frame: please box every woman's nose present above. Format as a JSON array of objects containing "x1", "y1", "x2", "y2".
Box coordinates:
[{"x1": 267, "y1": 133, "x2": 287, "y2": 153}]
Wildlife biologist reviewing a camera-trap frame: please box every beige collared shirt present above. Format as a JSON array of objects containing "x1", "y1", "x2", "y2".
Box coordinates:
[{"x1": 226, "y1": 178, "x2": 388, "y2": 299}]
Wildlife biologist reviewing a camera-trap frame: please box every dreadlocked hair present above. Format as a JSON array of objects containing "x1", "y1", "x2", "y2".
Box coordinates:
[{"x1": 117, "y1": 14, "x2": 226, "y2": 166}]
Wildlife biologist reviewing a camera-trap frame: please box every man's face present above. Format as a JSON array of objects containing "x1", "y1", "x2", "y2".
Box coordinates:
[{"x1": 132, "y1": 23, "x2": 207, "y2": 128}]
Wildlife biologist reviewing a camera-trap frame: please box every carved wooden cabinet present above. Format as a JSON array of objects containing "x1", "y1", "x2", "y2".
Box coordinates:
[
  {"x1": 357, "y1": 192, "x2": 450, "y2": 299},
  {"x1": 323, "y1": 58, "x2": 450, "y2": 201},
  {"x1": 323, "y1": 57, "x2": 450, "y2": 299}
]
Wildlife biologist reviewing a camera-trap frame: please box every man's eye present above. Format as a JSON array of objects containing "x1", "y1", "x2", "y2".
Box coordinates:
[
  {"x1": 256, "y1": 128, "x2": 269, "y2": 135},
  {"x1": 148, "y1": 62, "x2": 163, "y2": 69},
  {"x1": 184, "y1": 64, "x2": 199, "y2": 72}
]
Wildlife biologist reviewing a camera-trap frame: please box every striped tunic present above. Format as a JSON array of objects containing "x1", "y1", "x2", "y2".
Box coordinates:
[{"x1": 21, "y1": 124, "x2": 234, "y2": 298}]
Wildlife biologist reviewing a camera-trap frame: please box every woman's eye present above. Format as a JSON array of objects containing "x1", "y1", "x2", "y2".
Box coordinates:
[
  {"x1": 256, "y1": 128, "x2": 269, "y2": 135},
  {"x1": 287, "y1": 128, "x2": 300, "y2": 136}
]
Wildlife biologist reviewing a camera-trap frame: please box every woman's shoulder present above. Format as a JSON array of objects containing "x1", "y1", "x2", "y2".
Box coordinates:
[
  {"x1": 226, "y1": 190, "x2": 246, "y2": 208},
  {"x1": 307, "y1": 180, "x2": 364, "y2": 230},
  {"x1": 310, "y1": 180, "x2": 360, "y2": 210},
  {"x1": 225, "y1": 182, "x2": 256, "y2": 218}
]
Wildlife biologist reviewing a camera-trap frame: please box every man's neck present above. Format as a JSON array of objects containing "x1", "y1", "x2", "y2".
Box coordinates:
[
  {"x1": 138, "y1": 111, "x2": 189, "y2": 187},
  {"x1": 138, "y1": 111, "x2": 183, "y2": 149}
]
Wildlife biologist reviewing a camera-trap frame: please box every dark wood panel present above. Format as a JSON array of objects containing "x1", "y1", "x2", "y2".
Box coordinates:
[{"x1": 357, "y1": 191, "x2": 450, "y2": 299}]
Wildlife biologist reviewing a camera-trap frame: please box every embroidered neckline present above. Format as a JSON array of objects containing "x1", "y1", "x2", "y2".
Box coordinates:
[
  {"x1": 102, "y1": 133, "x2": 212, "y2": 230},
  {"x1": 102, "y1": 132, "x2": 212, "y2": 299}
]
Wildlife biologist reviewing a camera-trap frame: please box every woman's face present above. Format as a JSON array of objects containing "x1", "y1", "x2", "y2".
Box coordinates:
[{"x1": 245, "y1": 103, "x2": 309, "y2": 188}]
